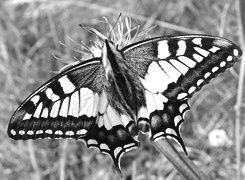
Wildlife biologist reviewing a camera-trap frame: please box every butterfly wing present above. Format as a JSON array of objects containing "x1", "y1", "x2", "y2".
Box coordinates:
[
  {"x1": 7, "y1": 58, "x2": 138, "y2": 174},
  {"x1": 8, "y1": 59, "x2": 103, "y2": 140},
  {"x1": 122, "y1": 35, "x2": 242, "y2": 151}
]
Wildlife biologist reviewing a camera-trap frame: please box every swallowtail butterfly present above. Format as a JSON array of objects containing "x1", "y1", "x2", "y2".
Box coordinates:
[{"x1": 8, "y1": 31, "x2": 242, "y2": 174}]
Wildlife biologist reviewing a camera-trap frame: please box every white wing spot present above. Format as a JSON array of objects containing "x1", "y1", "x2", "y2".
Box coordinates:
[
  {"x1": 167, "y1": 129, "x2": 177, "y2": 137},
  {"x1": 194, "y1": 47, "x2": 209, "y2": 57},
  {"x1": 100, "y1": 143, "x2": 110, "y2": 151},
  {"x1": 170, "y1": 59, "x2": 189, "y2": 75},
  {"x1": 212, "y1": 67, "x2": 219, "y2": 73},
  {"x1": 92, "y1": 93, "x2": 100, "y2": 117},
  {"x1": 204, "y1": 72, "x2": 211, "y2": 79},
  {"x1": 58, "y1": 75, "x2": 76, "y2": 94},
  {"x1": 65, "y1": 131, "x2": 74, "y2": 136},
  {"x1": 165, "y1": 128, "x2": 173, "y2": 134},
  {"x1": 114, "y1": 146, "x2": 123, "y2": 159},
  {"x1": 179, "y1": 103, "x2": 188, "y2": 113},
  {"x1": 79, "y1": 88, "x2": 94, "y2": 117},
  {"x1": 220, "y1": 61, "x2": 226, "y2": 67},
  {"x1": 192, "y1": 38, "x2": 202, "y2": 45},
  {"x1": 188, "y1": 86, "x2": 196, "y2": 94},
  {"x1": 59, "y1": 97, "x2": 69, "y2": 117},
  {"x1": 176, "y1": 40, "x2": 186, "y2": 56},
  {"x1": 144, "y1": 62, "x2": 172, "y2": 93},
  {"x1": 233, "y1": 49, "x2": 239, "y2": 56},
  {"x1": 98, "y1": 116, "x2": 104, "y2": 128},
  {"x1": 23, "y1": 113, "x2": 32, "y2": 120},
  {"x1": 192, "y1": 53, "x2": 204, "y2": 62},
  {"x1": 45, "y1": 129, "x2": 53, "y2": 134},
  {"x1": 11, "y1": 129, "x2": 16, "y2": 135},
  {"x1": 27, "y1": 130, "x2": 34, "y2": 135},
  {"x1": 174, "y1": 115, "x2": 182, "y2": 127},
  {"x1": 197, "y1": 79, "x2": 204, "y2": 86},
  {"x1": 41, "y1": 108, "x2": 49, "y2": 118},
  {"x1": 76, "y1": 129, "x2": 87, "y2": 135},
  {"x1": 68, "y1": 91, "x2": 79, "y2": 118},
  {"x1": 46, "y1": 88, "x2": 59, "y2": 102},
  {"x1": 227, "y1": 55, "x2": 232, "y2": 61},
  {"x1": 19, "y1": 130, "x2": 25, "y2": 135},
  {"x1": 55, "y1": 130, "x2": 63, "y2": 135},
  {"x1": 36, "y1": 130, "x2": 43, "y2": 134},
  {"x1": 124, "y1": 143, "x2": 137, "y2": 150},
  {"x1": 30, "y1": 95, "x2": 40, "y2": 105},
  {"x1": 157, "y1": 40, "x2": 170, "y2": 59},
  {"x1": 99, "y1": 91, "x2": 108, "y2": 114},
  {"x1": 177, "y1": 92, "x2": 187, "y2": 100},
  {"x1": 33, "y1": 103, "x2": 43, "y2": 118},
  {"x1": 50, "y1": 100, "x2": 61, "y2": 118},
  {"x1": 209, "y1": 46, "x2": 220, "y2": 53},
  {"x1": 87, "y1": 139, "x2": 98, "y2": 145},
  {"x1": 178, "y1": 56, "x2": 197, "y2": 67}
]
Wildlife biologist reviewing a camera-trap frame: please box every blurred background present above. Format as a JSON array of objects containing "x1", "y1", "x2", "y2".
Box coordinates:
[{"x1": 0, "y1": 0, "x2": 244, "y2": 179}]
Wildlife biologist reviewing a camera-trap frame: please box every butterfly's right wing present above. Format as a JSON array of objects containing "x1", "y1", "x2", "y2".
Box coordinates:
[{"x1": 122, "y1": 35, "x2": 242, "y2": 153}]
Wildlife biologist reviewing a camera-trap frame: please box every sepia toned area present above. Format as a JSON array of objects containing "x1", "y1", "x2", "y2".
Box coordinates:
[{"x1": 0, "y1": 0, "x2": 244, "y2": 179}]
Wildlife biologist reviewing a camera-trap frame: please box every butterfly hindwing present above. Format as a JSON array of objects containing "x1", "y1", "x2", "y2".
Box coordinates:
[
  {"x1": 82, "y1": 103, "x2": 139, "y2": 174},
  {"x1": 122, "y1": 35, "x2": 241, "y2": 149}
]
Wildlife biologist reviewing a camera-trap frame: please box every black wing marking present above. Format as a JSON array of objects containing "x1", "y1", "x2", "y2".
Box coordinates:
[
  {"x1": 137, "y1": 90, "x2": 190, "y2": 154},
  {"x1": 82, "y1": 103, "x2": 139, "y2": 175},
  {"x1": 8, "y1": 58, "x2": 103, "y2": 140},
  {"x1": 122, "y1": 35, "x2": 242, "y2": 151}
]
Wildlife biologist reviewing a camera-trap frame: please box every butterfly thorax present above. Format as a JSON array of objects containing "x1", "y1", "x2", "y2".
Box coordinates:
[{"x1": 102, "y1": 40, "x2": 146, "y2": 118}]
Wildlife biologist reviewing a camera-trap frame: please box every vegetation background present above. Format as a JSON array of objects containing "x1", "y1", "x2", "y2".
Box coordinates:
[{"x1": 0, "y1": 0, "x2": 244, "y2": 179}]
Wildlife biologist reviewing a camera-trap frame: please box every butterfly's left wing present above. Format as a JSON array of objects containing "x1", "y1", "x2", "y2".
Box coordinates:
[
  {"x1": 8, "y1": 58, "x2": 139, "y2": 174},
  {"x1": 122, "y1": 35, "x2": 242, "y2": 152}
]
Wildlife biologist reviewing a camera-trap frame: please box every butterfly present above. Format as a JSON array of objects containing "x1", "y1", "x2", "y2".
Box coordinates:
[{"x1": 7, "y1": 33, "x2": 242, "y2": 175}]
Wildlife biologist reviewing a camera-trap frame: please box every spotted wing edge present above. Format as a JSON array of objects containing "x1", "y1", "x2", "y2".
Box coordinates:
[{"x1": 122, "y1": 34, "x2": 242, "y2": 153}]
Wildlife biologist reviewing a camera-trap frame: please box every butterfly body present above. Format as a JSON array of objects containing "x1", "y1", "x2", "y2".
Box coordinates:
[{"x1": 8, "y1": 34, "x2": 242, "y2": 174}]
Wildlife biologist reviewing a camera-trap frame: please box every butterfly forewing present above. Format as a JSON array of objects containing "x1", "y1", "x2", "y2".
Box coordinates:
[
  {"x1": 122, "y1": 35, "x2": 241, "y2": 100},
  {"x1": 8, "y1": 58, "x2": 103, "y2": 140}
]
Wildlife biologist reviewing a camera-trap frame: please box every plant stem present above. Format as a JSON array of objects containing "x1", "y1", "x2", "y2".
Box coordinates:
[
  {"x1": 153, "y1": 139, "x2": 209, "y2": 180},
  {"x1": 235, "y1": 0, "x2": 245, "y2": 180}
]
